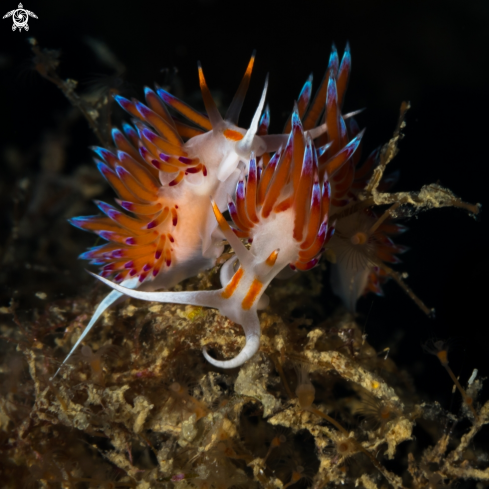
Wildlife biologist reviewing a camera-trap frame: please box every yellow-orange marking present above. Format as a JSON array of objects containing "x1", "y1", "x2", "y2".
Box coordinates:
[
  {"x1": 223, "y1": 129, "x2": 244, "y2": 141},
  {"x1": 265, "y1": 250, "x2": 279, "y2": 267},
  {"x1": 221, "y1": 267, "x2": 244, "y2": 299},
  {"x1": 241, "y1": 278, "x2": 263, "y2": 310}
]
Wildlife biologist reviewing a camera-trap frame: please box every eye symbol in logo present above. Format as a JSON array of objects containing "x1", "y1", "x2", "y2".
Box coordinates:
[{"x1": 3, "y1": 3, "x2": 38, "y2": 32}]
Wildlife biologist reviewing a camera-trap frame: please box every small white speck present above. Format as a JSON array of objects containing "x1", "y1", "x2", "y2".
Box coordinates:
[{"x1": 35, "y1": 292, "x2": 47, "y2": 300}]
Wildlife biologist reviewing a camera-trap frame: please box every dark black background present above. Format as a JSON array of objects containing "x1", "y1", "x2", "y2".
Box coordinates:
[{"x1": 0, "y1": 0, "x2": 487, "y2": 406}]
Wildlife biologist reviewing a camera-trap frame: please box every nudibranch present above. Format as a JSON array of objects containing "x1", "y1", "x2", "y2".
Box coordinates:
[
  {"x1": 93, "y1": 115, "x2": 339, "y2": 368},
  {"x1": 275, "y1": 44, "x2": 412, "y2": 313},
  {"x1": 325, "y1": 115, "x2": 408, "y2": 311},
  {"x1": 53, "y1": 52, "x2": 342, "y2": 376},
  {"x1": 88, "y1": 45, "x2": 367, "y2": 368}
]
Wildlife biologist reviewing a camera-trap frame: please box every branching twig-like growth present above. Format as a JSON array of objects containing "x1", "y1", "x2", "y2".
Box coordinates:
[{"x1": 29, "y1": 38, "x2": 112, "y2": 147}]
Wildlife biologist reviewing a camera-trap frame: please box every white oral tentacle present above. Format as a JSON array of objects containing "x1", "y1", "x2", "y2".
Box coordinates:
[{"x1": 50, "y1": 276, "x2": 140, "y2": 380}]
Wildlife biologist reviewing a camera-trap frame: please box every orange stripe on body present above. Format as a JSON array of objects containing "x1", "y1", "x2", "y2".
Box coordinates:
[
  {"x1": 221, "y1": 267, "x2": 244, "y2": 299},
  {"x1": 241, "y1": 278, "x2": 263, "y2": 310},
  {"x1": 223, "y1": 129, "x2": 244, "y2": 141},
  {"x1": 265, "y1": 250, "x2": 279, "y2": 267}
]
